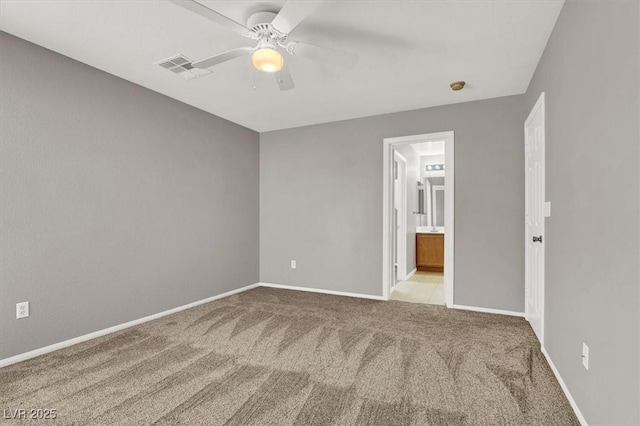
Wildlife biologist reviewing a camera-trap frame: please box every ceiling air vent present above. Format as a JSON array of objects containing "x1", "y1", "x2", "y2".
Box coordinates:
[{"x1": 155, "y1": 54, "x2": 211, "y2": 80}]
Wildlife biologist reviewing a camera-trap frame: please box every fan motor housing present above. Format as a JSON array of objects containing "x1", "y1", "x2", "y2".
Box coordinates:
[{"x1": 247, "y1": 11, "x2": 277, "y2": 30}]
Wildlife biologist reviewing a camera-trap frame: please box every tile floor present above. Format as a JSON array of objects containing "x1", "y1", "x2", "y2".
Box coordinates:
[{"x1": 390, "y1": 271, "x2": 445, "y2": 305}]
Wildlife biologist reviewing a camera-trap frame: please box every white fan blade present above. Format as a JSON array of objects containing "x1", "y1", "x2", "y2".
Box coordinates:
[
  {"x1": 291, "y1": 42, "x2": 358, "y2": 68},
  {"x1": 274, "y1": 65, "x2": 295, "y2": 91},
  {"x1": 271, "y1": 1, "x2": 323, "y2": 34},
  {"x1": 169, "y1": 0, "x2": 250, "y2": 36},
  {"x1": 192, "y1": 47, "x2": 253, "y2": 69}
]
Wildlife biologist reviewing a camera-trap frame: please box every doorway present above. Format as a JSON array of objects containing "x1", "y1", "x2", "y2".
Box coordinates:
[{"x1": 382, "y1": 131, "x2": 455, "y2": 306}]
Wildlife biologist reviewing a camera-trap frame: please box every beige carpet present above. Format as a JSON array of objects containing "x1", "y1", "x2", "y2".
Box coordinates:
[{"x1": 1, "y1": 287, "x2": 578, "y2": 425}]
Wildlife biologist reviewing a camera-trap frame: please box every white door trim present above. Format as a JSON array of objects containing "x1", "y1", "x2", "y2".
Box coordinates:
[
  {"x1": 524, "y1": 92, "x2": 546, "y2": 344},
  {"x1": 394, "y1": 151, "x2": 408, "y2": 281},
  {"x1": 382, "y1": 131, "x2": 455, "y2": 306}
]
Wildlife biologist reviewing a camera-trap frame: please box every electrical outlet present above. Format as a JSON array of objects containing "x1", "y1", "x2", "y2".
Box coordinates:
[
  {"x1": 544, "y1": 201, "x2": 551, "y2": 217},
  {"x1": 16, "y1": 301, "x2": 29, "y2": 319},
  {"x1": 582, "y1": 342, "x2": 589, "y2": 370},
  {"x1": 291, "y1": 260, "x2": 296, "y2": 269}
]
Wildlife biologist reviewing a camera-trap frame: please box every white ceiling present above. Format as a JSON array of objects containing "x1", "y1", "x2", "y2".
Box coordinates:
[
  {"x1": 411, "y1": 141, "x2": 445, "y2": 157},
  {"x1": 0, "y1": 0, "x2": 564, "y2": 132}
]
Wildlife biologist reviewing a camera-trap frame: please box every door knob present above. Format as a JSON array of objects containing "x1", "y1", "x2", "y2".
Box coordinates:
[{"x1": 532, "y1": 235, "x2": 543, "y2": 243}]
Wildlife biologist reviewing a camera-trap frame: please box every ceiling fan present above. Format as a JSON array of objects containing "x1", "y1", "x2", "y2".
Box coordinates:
[{"x1": 168, "y1": 0, "x2": 358, "y2": 91}]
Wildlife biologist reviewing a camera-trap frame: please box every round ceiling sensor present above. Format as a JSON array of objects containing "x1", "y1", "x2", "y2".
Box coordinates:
[{"x1": 450, "y1": 81, "x2": 466, "y2": 91}]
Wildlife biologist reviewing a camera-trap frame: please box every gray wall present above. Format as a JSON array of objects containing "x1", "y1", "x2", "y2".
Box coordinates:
[
  {"x1": 525, "y1": 1, "x2": 639, "y2": 424},
  {"x1": 260, "y1": 95, "x2": 525, "y2": 310},
  {"x1": 394, "y1": 144, "x2": 420, "y2": 275},
  {"x1": 0, "y1": 32, "x2": 260, "y2": 359}
]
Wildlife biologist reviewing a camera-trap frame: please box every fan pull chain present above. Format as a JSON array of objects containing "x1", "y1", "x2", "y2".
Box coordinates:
[{"x1": 252, "y1": 66, "x2": 258, "y2": 91}]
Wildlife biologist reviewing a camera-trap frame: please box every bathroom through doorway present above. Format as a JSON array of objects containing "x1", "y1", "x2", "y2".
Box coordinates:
[{"x1": 382, "y1": 132, "x2": 454, "y2": 306}]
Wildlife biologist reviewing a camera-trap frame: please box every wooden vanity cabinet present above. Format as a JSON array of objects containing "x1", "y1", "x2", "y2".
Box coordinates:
[{"x1": 416, "y1": 233, "x2": 444, "y2": 272}]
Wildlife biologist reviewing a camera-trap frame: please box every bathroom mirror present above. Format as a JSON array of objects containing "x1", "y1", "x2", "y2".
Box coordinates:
[
  {"x1": 432, "y1": 185, "x2": 445, "y2": 227},
  {"x1": 424, "y1": 177, "x2": 445, "y2": 227},
  {"x1": 416, "y1": 181, "x2": 425, "y2": 214}
]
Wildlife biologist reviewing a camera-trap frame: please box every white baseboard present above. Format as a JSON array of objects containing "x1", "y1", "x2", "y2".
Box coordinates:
[
  {"x1": 259, "y1": 282, "x2": 386, "y2": 301},
  {"x1": 401, "y1": 268, "x2": 417, "y2": 281},
  {"x1": 0, "y1": 283, "x2": 261, "y2": 368},
  {"x1": 451, "y1": 304, "x2": 525, "y2": 317},
  {"x1": 541, "y1": 346, "x2": 588, "y2": 425}
]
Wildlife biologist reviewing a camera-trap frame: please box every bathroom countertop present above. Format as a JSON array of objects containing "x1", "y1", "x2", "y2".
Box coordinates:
[{"x1": 416, "y1": 226, "x2": 445, "y2": 234}]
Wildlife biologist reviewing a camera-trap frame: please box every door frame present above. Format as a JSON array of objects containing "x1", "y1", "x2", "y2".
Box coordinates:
[
  {"x1": 393, "y1": 151, "x2": 408, "y2": 283},
  {"x1": 382, "y1": 131, "x2": 455, "y2": 305},
  {"x1": 524, "y1": 92, "x2": 546, "y2": 344}
]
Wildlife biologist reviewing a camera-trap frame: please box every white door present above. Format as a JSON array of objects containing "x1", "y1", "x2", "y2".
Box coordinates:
[{"x1": 525, "y1": 93, "x2": 545, "y2": 344}]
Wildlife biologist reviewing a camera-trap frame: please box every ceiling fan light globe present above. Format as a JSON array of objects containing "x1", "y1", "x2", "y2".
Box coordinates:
[{"x1": 252, "y1": 48, "x2": 283, "y2": 73}]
